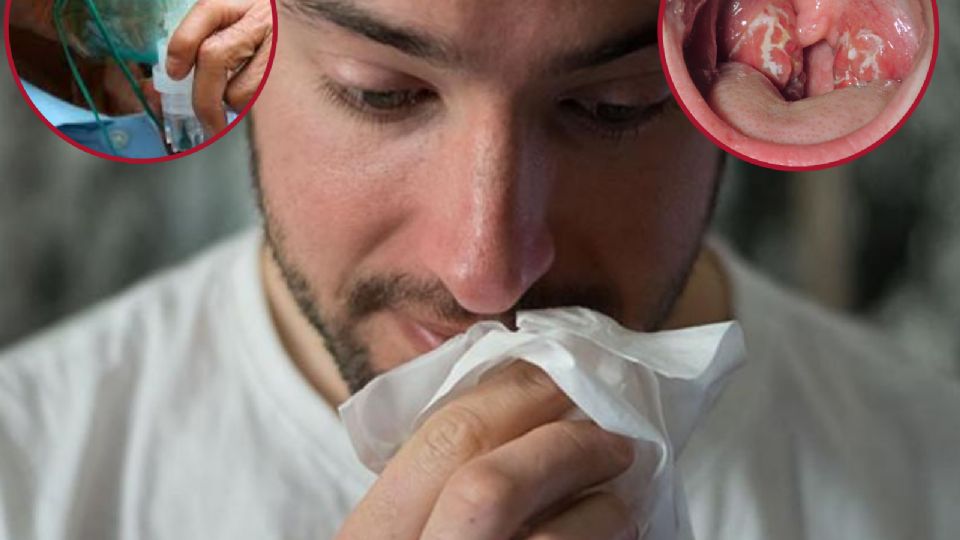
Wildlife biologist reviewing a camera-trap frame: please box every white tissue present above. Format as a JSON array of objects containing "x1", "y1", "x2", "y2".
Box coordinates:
[{"x1": 339, "y1": 307, "x2": 745, "y2": 539}]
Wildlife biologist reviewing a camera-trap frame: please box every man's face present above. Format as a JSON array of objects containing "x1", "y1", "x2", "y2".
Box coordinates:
[{"x1": 252, "y1": 0, "x2": 722, "y2": 392}]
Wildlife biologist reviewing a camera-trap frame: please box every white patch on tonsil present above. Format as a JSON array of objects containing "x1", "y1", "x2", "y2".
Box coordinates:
[
  {"x1": 731, "y1": 5, "x2": 794, "y2": 79},
  {"x1": 847, "y1": 48, "x2": 857, "y2": 61},
  {"x1": 834, "y1": 31, "x2": 854, "y2": 86},
  {"x1": 893, "y1": 18, "x2": 909, "y2": 36},
  {"x1": 856, "y1": 29, "x2": 884, "y2": 79}
]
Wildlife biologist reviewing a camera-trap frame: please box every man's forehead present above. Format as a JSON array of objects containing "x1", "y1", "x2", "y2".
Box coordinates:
[{"x1": 285, "y1": 0, "x2": 660, "y2": 73}]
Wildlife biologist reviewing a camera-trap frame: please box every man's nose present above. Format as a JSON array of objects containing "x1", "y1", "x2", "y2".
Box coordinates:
[{"x1": 419, "y1": 105, "x2": 556, "y2": 315}]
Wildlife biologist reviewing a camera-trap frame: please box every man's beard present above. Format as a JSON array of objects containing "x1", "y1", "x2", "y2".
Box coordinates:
[{"x1": 249, "y1": 125, "x2": 719, "y2": 394}]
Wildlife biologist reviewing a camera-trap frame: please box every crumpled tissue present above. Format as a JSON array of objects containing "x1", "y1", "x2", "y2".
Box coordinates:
[{"x1": 339, "y1": 307, "x2": 745, "y2": 539}]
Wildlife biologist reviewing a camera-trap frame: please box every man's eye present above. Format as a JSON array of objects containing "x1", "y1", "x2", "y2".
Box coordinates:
[
  {"x1": 559, "y1": 96, "x2": 669, "y2": 141},
  {"x1": 321, "y1": 78, "x2": 436, "y2": 121},
  {"x1": 347, "y1": 88, "x2": 428, "y2": 110},
  {"x1": 563, "y1": 99, "x2": 644, "y2": 127},
  {"x1": 593, "y1": 103, "x2": 642, "y2": 123}
]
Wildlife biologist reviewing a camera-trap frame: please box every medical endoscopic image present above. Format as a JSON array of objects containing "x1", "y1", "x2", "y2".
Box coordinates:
[
  {"x1": 5, "y1": 0, "x2": 276, "y2": 161},
  {"x1": 1, "y1": 1, "x2": 959, "y2": 539},
  {"x1": 661, "y1": 0, "x2": 938, "y2": 170}
]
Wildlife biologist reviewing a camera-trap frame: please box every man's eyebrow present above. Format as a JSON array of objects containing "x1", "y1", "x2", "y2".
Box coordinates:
[
  {"x1": 286, "y1": 0, "x2": 460, "y2": 65},
  {"x1": 552, "y1": 23, "x2": 659, "y2": 73},
  {"x1": 287, "y1": 0, "x2": 657, "y2": 73}
]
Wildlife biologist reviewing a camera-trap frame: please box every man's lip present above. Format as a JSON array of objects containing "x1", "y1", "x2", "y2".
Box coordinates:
[{"x1": 394, "y1": 312, "x2": 472, "y2": 354}]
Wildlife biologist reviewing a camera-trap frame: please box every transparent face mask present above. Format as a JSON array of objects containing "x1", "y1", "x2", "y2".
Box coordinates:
[
  {"x1": 53, "y1": 0, "x2": 206, "y2": 155},
  {"x1": 57, "y1": 0, "x2": 193, "y2": 64}
]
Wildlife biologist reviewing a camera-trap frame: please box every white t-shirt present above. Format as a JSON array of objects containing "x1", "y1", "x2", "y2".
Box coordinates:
[{"x1": 1, "y1": 231, "x2": 957, "y2": 540}]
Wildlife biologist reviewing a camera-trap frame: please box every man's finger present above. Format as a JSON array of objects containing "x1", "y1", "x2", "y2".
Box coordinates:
[
  {"x1": 190, "y1": 19, "x2": 265, "y2": 134},
  {"x1": 190, "y1": 32, "x2": 236, "y2": 134},
  {"x1": 419, "y1": 420, "x2": 635, "y2": 540},
  {"x1": 526, "y1": 492, "x2": 638, "y2": 540},
  {"x1": 336, "y1": 362, "x2": 573, "y2": 540},
  {"x1": 165, "y1": 0, "x2": 252, "y2": 80},
  {"x1": 223, "y1": 35, "x2": 271, "y2": 113}
]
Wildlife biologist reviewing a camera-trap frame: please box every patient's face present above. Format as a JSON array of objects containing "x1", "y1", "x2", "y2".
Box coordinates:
[{"x1": 251, "y1": 0, "x2": 722, "y2": 391}]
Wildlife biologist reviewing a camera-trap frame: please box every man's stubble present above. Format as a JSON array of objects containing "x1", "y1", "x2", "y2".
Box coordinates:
[{"x1": 247, "y1": 121, "x2": 722, "y2": 393}]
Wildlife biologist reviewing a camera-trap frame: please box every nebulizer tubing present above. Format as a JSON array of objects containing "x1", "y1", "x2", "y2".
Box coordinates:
[
  {"x1": 153, "y1": 5, "x2": 207, "y2": 154},
  {"x1": 52, "y1": 0, "x2": 168, "y2": 155},
  {"x1": 53, "y1": 0, "x2": 118, "y2": 155}
]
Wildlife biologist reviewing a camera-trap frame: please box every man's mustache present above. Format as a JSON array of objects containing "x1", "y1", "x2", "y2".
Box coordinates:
[{"x1": 345, "y1": 274, "x2": 621, "y2": 327}]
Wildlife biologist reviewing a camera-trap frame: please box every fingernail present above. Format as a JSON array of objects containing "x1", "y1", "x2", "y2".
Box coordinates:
[{"x1": 165, "y1": 58, "x2": 183, "y2": 79}]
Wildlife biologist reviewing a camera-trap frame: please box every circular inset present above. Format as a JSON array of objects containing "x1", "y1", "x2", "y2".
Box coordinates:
[
  {"x1": 4, "y1": 0, "x2": 278, "y2": 163},
  {"x1": 659, "y1": 0, "x2": 938, "y2": 170}
]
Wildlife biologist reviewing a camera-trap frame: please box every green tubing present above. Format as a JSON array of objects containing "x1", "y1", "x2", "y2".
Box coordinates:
[
  {"x1": 53, "y1": 0, "x2": 175, "y2": 155},
  {"x1": 53, "y1": 0, "x2": 119, "y2": 156},
  {"x1": 79, "y1": 0, "x2": 162, "y2": 130}
]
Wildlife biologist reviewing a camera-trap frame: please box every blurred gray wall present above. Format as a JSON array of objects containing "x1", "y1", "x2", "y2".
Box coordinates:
[
  {"x1": 714, "y1": 0, "x2": 960, "y2": 377},
  {"x1": 0, "y1": 59, "x2": 257, "y2": 345},
  {"x1": 2, "y1": 6, "x2": 958, "y2": 378}
]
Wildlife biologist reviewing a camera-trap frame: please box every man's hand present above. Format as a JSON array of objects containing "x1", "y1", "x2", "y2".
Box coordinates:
[
  {"x1": 165, "y1": 0, "x2": 272, "y2": 135},
  {"x1": 336, "y1": 362, "x2": 639, "y2": 540}
]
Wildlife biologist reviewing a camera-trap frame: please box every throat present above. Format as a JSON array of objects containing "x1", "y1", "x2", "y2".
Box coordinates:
[
  {"x1": 661, "y1": 245, "x2": 734, "y2": 330},
  {"x1": 260, "y1": 244, "x2": 352, "y2": 408}
]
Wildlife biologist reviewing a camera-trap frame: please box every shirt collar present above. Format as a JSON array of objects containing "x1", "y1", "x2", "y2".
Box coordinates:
[{"x1": 21, "y1": 79, "x2": 147, "y2": 127}]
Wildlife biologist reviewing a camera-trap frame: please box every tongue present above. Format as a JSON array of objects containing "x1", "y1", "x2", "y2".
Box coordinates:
[
  {"x1": 708, "y1": 62, "x2": 898, "y2": 145},
  {"x1": 706, "y1": 0, "x2": 924, "y2": 144}
]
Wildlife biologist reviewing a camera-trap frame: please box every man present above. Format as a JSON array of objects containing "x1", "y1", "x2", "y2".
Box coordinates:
[{"x1": 1, "y1": 1, "x2": 958, "y2": 539}]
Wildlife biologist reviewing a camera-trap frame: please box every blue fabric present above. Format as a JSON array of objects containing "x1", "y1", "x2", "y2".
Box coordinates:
[
  {"x1": 23, "y1": 80, "x2": 241, "y2": 159},
  {"x1": 23, "y1": 80, "x2": 168, "y2": 159}
]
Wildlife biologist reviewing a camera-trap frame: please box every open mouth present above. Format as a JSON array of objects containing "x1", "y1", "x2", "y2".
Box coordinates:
[{"x1": 661, "y1": 0, "x2": 937, "y2": 169}]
